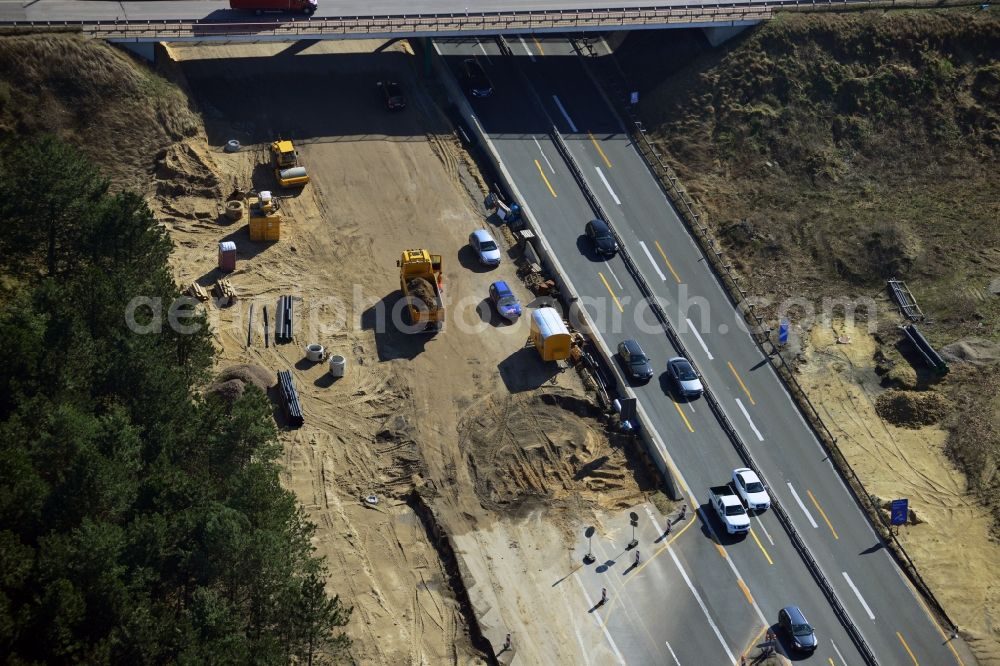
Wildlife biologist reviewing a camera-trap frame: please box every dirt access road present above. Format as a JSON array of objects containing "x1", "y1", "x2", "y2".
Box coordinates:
[{"x1": 156, "y1": 39, "x2": 657, "y2": 663}]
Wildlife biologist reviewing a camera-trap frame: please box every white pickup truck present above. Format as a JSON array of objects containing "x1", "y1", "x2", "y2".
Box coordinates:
[{"x1": 708, "y1": 484, "x2": 751, "y2": 536}]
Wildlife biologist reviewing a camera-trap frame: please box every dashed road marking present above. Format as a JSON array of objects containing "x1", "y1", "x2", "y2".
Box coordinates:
[
  {"x1": 595, "y1": 166, "x2": 621, "y2": 205},
  {"x1": 843, "y1": 571, "x2": 876, "y2": 620},
  {"x1": 685, "y1": 317, "x2": 714, "y2": 360},
  {"x1": 552, "y1": 94, "x2": 577, "y2": 132},
  {"x1": 532, "y1": 137, "x2": 555, "y2": 173},
  {"x1": 517, "y1": 35, "x2": 536, "y2": 62},
  {"x1": 787, "y1": 482, "x2": 818, "y2": 528},
  {"x1": 639, "y1": 241, "x2": 666, "y2": 281},
  {"x1": 736, "y1": 398, "x2": 764, "y2": 441}
]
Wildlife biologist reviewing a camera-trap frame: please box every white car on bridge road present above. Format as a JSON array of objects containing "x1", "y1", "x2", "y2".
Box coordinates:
[{"x1": 732, "y1": 467, "x2": 770, "y2": 512}]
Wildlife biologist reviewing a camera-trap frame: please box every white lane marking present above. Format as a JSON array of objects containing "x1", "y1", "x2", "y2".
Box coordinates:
[
  {"x1": 787, "y1": 482, "x2": 818, "y2": 529},
  {"x1": 831, "y1": 639, "x2": 847, "y2": 665},
  {"x1": 595, "y1": 166, "x2": 621, "y2": 205},
  {"x1": 532, "y1": 137, "x2": 555, "y2": 173},
  {"x1": 665, "y1": 641, "x2": 682, "y2": 665},
  {"x1": 605, "y1": 263, "x2": 624, "y2": 290},
  {"x1": 573, "y1": 574, "x2": 626, "y2": 665},
  {"x1": 558, "y1": 578, "x2": 594, "y2": 666},
  {"x1": 735, "y1": 398, "x2": 763, "y2": 442},
  {"x1": 518, "y1": 35, "x2": 536, "y2": 62},
  {"x1": 639, "y1": 241, "x2": 666, "y2": 281},
  {"x1": 685, "y1": 317, "x2": 714, "y2": 360},
  {"x1": 552, "y1": 94, "x2": 578, "y2": 132},
  {"x1": 667, "y1": 546, "x2": 737, "y2": 664},
  {"x1": 842, "y1": 571, "x2": 876, "y2": 621},
  {"x1": 753, "y1": 514, "x2": 774, "y2": 546},
  {"x1": 475, "y1": 39, "x2": 492, "y2": 63}
]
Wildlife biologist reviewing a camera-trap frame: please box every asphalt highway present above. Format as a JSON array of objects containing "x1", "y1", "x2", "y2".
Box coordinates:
[
  {"x1": 0, "y1": 0, "x2": 771, "y2": 23},
  {"x1": 436, "y1": 35, "x2": 973, "y2": 666}
]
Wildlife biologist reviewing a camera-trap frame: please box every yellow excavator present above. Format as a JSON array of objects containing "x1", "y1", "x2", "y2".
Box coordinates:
[{"x1": 270, "y1": 139, "x2": 310, "y2": 188}]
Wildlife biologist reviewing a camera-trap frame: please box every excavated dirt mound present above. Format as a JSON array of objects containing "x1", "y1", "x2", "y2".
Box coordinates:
[
  {"x1": 461, "y1": 389, "x2": 652, "y2": 512},
  {"x1": 940, "y1": 338, "x2": 1000, "y2": 367},
  {"x1": 208, "y1": 364, "x2": 274, "y2": 405},
  {"x1": 406, "y1": 277, "x2": 436, "y2": 307},
  {"x1": 875, "y1": 389, "x2": 952, "y2": 429},
  {"x1": 218, "y1": 363, "x2": 274, "y2": 390}
]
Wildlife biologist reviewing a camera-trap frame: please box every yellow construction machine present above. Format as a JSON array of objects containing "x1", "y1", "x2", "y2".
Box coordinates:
[
  {"x1": 397, "y1": 249, "x2": 444, "y2": 332},
  {"x1": 270, "y1": 139, "x2": 310, "y2": 188}
]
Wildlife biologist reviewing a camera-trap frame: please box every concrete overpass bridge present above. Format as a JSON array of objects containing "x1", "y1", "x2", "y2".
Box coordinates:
[{"x1": 0, "y1": 0, "x2": 929, "y2": 43}]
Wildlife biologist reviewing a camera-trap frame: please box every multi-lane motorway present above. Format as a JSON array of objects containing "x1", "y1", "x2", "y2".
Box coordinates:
[{"x1": 437, "y1": 36, "x2": 973, "y2": 665}]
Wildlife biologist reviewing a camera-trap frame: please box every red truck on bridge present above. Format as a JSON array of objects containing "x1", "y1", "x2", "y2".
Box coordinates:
[{"x1": 229, "y1": 0, "x2": 317, "y2": 15}]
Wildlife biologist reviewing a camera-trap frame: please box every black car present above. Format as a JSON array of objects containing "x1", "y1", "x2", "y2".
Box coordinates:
[
  {"x1": 377, "y1": 80, "x2": 406, "y2": 111},
  {"x1": 462, "y1": 58, "x2": 493, "y2": 98},
  {"x1": 585, "y1": 219, "x2": 618, "y2": 256},
  {"x1": 618, "y1": 339, "x2": 654, "y2": 383},
  {"x1": 778, "y1": 606, "x2": 817, "y2": 653}
]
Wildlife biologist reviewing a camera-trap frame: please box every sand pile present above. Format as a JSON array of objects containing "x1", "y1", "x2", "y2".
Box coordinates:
[
  {"x1": 208, "y1": 364, "x2": 274, "y2": 405},
  {"x1": 875, "y1": 389, "x2": 951, "y2": 428},
  {"x1": 461, "y1": 389, "x2": 651, "y2": 512},
  {"x1": 406, "y1": 277, "x2": 436, "y2": 307}
]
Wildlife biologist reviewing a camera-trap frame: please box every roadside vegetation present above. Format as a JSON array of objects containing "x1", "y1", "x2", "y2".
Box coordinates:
[
  {"x1": 0, "y1": 41, "x2": 352, "y2": 663},
  {"x1": 618, "y1": 8, "x2": 1000, "y2": 528}
]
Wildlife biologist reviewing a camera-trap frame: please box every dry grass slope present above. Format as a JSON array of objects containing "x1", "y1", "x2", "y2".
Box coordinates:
[{"x1": 0, "y1": 35, "x2": 199, "y2": 188}]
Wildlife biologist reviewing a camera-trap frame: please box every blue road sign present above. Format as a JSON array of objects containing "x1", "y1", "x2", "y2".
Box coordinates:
[
  {"x1": 778, "y1": 319, "x2": 790, "y2": 345},
  {"x1": 891, "y1": 499, "x2": 909, "y2": 526}
]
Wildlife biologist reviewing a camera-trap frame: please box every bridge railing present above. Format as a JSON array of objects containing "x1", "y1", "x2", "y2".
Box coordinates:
[{"x1": 0, "y1": 0, "x2": 915, "y2": 41}]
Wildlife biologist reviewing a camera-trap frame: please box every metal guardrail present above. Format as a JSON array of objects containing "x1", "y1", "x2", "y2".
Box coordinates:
[
  {"x1": 571, "y1": 32, "x2": 960, "y2": 639},
  {"x1": 888, "y1": 277, "x2": 925, "y2": 321},
  {"x1": 547, "y1": 122, "x2": 879, "y2": 666},
  {"x1": 0, "y1": 0, "x2": 964, "y2": 41}
]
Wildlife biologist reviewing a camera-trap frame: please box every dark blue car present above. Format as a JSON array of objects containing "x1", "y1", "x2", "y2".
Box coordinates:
[{"x1": 489, "y1": 281, "x2": 521, "y2": 322}]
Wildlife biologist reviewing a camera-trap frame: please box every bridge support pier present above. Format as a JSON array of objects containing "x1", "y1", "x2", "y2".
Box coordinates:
[
  {"x1": 702, "y1": 23, "x2": 756, "y2": 47},
  {"x1": 115, "y1": 41, "x2": 156, "y2": 62}
]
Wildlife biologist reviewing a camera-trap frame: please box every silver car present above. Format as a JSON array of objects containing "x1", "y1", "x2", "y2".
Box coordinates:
[
  {"x1": 666, "y1": 356, "x2": 703, "y2": 398},
  {"x1": 469, "y1": 229, "x2": 501, "y2": 267}
]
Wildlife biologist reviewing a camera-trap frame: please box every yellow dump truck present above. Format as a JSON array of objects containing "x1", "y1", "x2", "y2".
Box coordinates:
[
  {"x1": 270, "y1": 139, "x2": 310, "y2": 188},
  {"x1": 397, "y1": 249, "x2": 444, "y2": 332},
  {"x1": 530, "y1": 307, "x2": 571, "y2": 361},
  {"x1": 247, "y1": 190, "x2": 281, "y2": 241}
]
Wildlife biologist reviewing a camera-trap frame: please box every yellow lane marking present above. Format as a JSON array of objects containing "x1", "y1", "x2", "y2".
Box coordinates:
[
  {"x1": 945, "y1": 639, "x2": 966, "y2": 666},
  {"x1": 532, "y1": 35, "x2": 545, "y2": 55},
  {"x1": 625, "y1": 515, "x2": 698, "y2": 580},
  {"x1": 829, "y1": 658, "x2": 837, "y2": 666},
  {"x1": 673, "y1": 401, "x2": 695, "y2": 432},
  {"x1": 741, "y1": 625, "x2": 769, "y2": 662},
  {"x1": 654, "y1": 239, "x2": 682, "y2": 283},
  {"x1": 598, "y1": 272, "x2": 623, "y2": 313},
  {"x1": 588, "y1": 131, "x2": 613, "y2": 168},
  {"x1": 728, "y1": 360, "x2": 756, "y2": 405},
  {"x1": 897, "y1": 631, "x2": 920, "y2": 665},
  {"x1": 807, "y1": 489, "x2": 840, "y2": 540},
  {"x1": 714, "y1": 542, "x2": 727, "y2": 559},
  {"x1": 906, "y1": 571, "x2": 966, "y2": 666},
  {"x1": 534, "y1": 159, "x2": 557, "y2": 197},
  {"x1": 737, "y1": 578, "x2": 754, "y2": 606},
  {"x1": 750, "y1": 528, "x2": 774, "y2": 565}
]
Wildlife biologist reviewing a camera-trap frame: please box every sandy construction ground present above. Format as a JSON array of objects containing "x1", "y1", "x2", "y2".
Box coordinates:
[
  {"x1": 798, "y1": 321, "x2": 1000, "y2": 662},
  {"x1": 154, "y1": 39, "x2": 655, "y2": 664}
]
